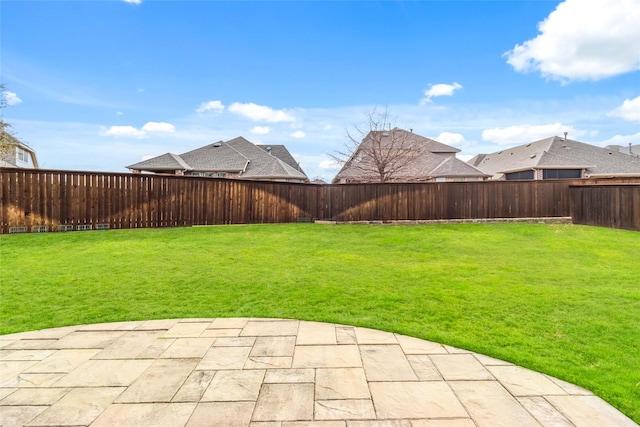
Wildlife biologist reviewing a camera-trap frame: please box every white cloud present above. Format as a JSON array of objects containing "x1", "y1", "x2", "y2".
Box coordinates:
[
  {"x1": 116, "y1": 111, "x2": 123, "y2": 116},
  {"x1": 250, "y1": 126, "x2": 270, "y2": 135},
  {"x1": 609, "y1": 96, "x2": 640, "y2": 122},
  {"x1": 290, "y1": 131, "x2": 306, "y2": 138},
  {"x1": 141, "y1": 121, "x2": 175, "y2": 133},
  {"x1": 102, "y1": 125, "x2": 146, "y2": 139},
  {"x1": 228, "y1": 102, "x2": 295, "y2": 122},
  {"x1": 421, "y1": 82, "x2": 462, "y2": 105},
  {"x1": 196, "y1": 100, "x2": 225, "y2": 113},
  {"x1": 433, "y1": 132, "x2": 466, "y2": 146},
  {"x1": 481, "y1": 123, "x2": 586, "y2": 145},
  {"x1": 123, "y1": 0, "x2": 142, "y2": 4},
  {"x1": 3, "y1": 91, "x2": 22, "y2": 106},
  {"x1": 505, "y1": 0, "x2": 640, "y2": 82},
  {"x1": 102, "y1": 121, "x2": 175, "y2": 139}
]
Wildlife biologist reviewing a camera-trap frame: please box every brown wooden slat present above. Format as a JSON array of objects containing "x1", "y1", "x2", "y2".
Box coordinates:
[{"x1": 1, "y1": 169, "x2": 638, "y2": 233}]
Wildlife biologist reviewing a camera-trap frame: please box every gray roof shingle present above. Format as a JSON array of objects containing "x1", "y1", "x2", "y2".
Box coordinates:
[
  {"x1": 126, "y1": 153, "x2": 192, "y2": 171},
  {"x1": 180, "y1": 140, "x2": 249, "y2": 172},
  {"x1": 471, "y1": 136, "x2": 640, "y2": 179},
  {"x1": 257, "y1": 145, "x2": 306, "y2": 175},
  {"x1": 126, "y1": 136, "x2": 308, "y2": 181},
  {"x1": 333, "y1": 128, "x2": 486, "y2": 183},
  {"x1": 241, "y1": 156, "x2": 308, "y2": 180}
]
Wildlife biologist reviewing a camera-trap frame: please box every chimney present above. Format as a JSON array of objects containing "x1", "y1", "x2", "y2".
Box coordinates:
[
  {"x1": 630, "y1": 143, "x2": 633, "y2": 155},
  {"x1": 563, "y1": 131, "x2": 568, "y2": 142}
]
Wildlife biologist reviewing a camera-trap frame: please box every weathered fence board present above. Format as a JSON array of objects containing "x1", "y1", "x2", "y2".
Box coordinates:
[
  {"x1": 1, "y1": 168, "x2": 638, "y2": 233},
  {"x1": 570, "y1": 185, "x2": 640, "y2": 231}
]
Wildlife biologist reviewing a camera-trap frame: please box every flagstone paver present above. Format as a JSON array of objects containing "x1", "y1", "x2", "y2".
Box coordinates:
[
  {"x1": 429, "y1": 354, "x2": 494, "y2": 381},
  {"x1": 24, "y1": 349, "x2": 100, "y2": 373},
  {"x1": 115, "y1": 358, "x2": 198, "y2": 403},
  {"x1": 359, "y1": 345, "x2": 417, "y2": 381},
  {"x1": 25, "y1": 387, "x2": 125, "y2": 426},
  {"x1": 0, "y1": 318, "x2": 636, "y2": 427},
  {"x1": 369, "y1": 381, "x2": 467, "y2": 419},
  {"x1": 202, "y1": 370, "x2": 265, "y2": 402},
  {"x1": 315, "y1": 368, "x2": 370, "y2": 400},
  {"x1": 252, "y1": 383, "x2": 314, "y2": 421}
]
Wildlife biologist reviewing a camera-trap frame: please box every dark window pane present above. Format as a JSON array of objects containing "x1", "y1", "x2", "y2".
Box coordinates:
[
  {"x1": 543, "y1": 169, "x2": 581, "y2": 179},
  {"x1": 505, "y1": 170, "x2": 534, "y2": 180}
]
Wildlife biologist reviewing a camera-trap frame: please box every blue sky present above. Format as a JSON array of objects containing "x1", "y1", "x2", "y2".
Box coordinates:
[{"x1": 2, "y1": 0, "x2": 639, "y2": 181}]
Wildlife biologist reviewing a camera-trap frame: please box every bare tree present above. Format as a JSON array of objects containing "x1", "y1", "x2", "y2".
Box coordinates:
[
  {"x1": 0, "y1": 84, "x2": 17, "y2": 161},
  {"x1": 331, "y1": 109, "x2": 422, "y2": 183}
]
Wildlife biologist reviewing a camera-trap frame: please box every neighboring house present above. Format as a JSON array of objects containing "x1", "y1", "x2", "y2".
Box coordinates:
[
  {"x1": 333, "y1": 128, "x2": 488, "y2": 184},
  {"x1": 126, "y1": 137, "x2": 308, "y2": 183},
  {"x1": 469, "y1": 135, "x2": 640, "y2": 180},
  {"x1": 605, "y1": 143, "x2": 640, "y2": 157},
  {"x1": 0, "y1": 134, "x2": 39, "y2": 169}
]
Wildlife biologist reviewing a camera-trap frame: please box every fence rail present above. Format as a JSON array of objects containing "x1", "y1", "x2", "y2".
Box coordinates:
[{"x1": 1, "y1": 168, "x2": 638, "y2": 233}]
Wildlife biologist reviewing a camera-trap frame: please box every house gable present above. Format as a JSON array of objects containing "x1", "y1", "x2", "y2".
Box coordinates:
[
  {"x1": 257, "y1": 144, "x2": 306, "y2": 175},
  {"x1": 333, "y1": 128, "x2": 485, "y2": 183},
  {"x1": 0, "y1": 135, "x2": 39, "y2": 169},
  {"x1": 126, "y1": 152, "x2": 191, "y2": 172}
]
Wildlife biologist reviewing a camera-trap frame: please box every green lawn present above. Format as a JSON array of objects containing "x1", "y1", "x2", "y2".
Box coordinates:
[{"x1": 1, "y1": 223, "x2": 639, "y2": 422}]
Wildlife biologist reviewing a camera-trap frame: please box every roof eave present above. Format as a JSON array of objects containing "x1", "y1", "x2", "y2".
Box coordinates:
[
  {"x1": 498, "y1": 165, "x2": 593, "y2": 174},
  {"x1": 586, "y1": 172, "x2": 640, "y2": 178}
]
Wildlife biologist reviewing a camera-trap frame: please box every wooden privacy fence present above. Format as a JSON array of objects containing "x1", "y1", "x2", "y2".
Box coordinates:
[
  {"x1": 570, "y1": 185, "x2": 640, "y2": 231},
  {"x1": 1, "y1": 168, "x2": 638, "y2": 233}
]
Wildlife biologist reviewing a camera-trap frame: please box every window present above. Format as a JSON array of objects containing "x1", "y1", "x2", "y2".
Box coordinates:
[
  {"x1": 205, "y1": 172, "x2": 214, "y2": 177},
  {"x1": 435, "y1": 177, "x2": 447, "y2": 182},
  {"x1": 192, "y1": 172, "x2": 202, "y2": 177},
  {"x1": 16, "y1": 147, "x2": 28, "y2": 163},
  {"x1": 505, "y1": 170, "x2": 534, "y2": 180},
  {"x1": 217, "y1": 172, "x2": 227, "y2": 178},
  {"x1": 542, "y1": 169, "x2": 581, "y2": 179}
]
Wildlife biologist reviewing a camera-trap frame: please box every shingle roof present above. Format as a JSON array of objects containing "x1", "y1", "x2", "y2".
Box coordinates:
[
  {"x1": 241, "y1": 156, "x2": 308, "y2": 180},
  {"x1": 333, "y1": 128, "x2": 485, "y2": 183},
  {"x1": 257, "y1": 145, "x2": 306, "y2": 175},
  {"x1": 126, "y1": 153, "x2": 192, "y2": 171},
  {"x1": 430, "y1": 156, "x2": 491, "y2": 177},
  {"x1": 180, "y1": 140, "x2": 249, "y2": 172},
  {"x1": 470, "y1": 136, "x2": 640, "y2": 179},
  {"x1": 126, "y1": 137, "x2": 308, "y2": 181},
  {"x1": 605, "y1": 144, "x2": 640, "y2": 156}
]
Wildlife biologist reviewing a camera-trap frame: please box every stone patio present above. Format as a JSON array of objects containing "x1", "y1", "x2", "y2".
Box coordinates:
[{"x1": 0, "y1": 318, "x2": 636, "y2": 426}]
